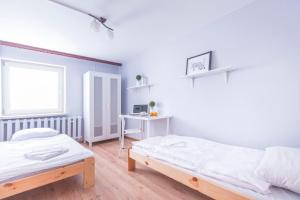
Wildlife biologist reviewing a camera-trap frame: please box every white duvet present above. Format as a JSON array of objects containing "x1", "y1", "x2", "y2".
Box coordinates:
[
  {"x1": 132, "y1": 135, "x2": 300, "y2": 200},
  {"x1": 0, "y1": 134, "x2": 93, "y2": 183}
]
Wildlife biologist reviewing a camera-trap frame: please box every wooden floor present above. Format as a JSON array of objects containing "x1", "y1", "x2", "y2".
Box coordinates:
[{"x1": 5, "y1": 139, "x2": 211, "y2": 200}]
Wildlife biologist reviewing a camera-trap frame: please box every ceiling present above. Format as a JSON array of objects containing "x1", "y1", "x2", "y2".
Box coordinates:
[{"x1": 0, "y1": 0, "x2": 256, "y2": 63}]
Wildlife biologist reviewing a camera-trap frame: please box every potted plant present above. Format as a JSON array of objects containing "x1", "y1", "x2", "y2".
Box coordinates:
[
  {"x1": 136, "y1": 75, "x2": 142, "y2": 86},
  {"x1": 149, "y1": 101, "x2": 158, "y2": 117}
]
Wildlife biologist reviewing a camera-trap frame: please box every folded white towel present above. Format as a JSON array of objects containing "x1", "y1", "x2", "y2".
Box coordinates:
[
  {"x1": 161, "y1": 141, "x2": 186, "y2": 148},
  {"x1": 24, "y1": 147, "x2": 69, "y2": 161},
  {"x1": 159, "y1": 138, "x2": 187, "y2": 148}
]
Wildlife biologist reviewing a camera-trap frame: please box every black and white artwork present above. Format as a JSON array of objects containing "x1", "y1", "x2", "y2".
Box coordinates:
[{"x1": 186, "y1": 51, "x2": 212, "y2": 75}]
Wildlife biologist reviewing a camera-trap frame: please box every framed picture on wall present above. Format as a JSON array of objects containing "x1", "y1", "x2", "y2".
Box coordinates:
[{"x1": 186, "y1": 51, "x2": 212, "y2": 75}]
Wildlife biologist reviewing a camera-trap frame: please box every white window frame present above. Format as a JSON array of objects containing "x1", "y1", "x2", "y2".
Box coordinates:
[{"x1": 0, "y1": 58, "x2": 66, "y2": 118}]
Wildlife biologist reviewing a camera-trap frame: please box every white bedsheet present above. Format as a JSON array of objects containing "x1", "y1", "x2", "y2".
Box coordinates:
[
  {"x1": 0, "y1": 134, "x2": 93, "y2": 183},
  {"x1": 132, "y1": 135, "x2": 300, "y2": 200}
]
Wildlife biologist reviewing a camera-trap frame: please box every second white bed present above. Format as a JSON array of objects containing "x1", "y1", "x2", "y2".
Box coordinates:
[{"x1": 132, "y1": 135, "x2": 300, "y2": 200}]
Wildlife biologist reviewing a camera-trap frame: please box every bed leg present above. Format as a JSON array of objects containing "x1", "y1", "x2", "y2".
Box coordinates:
[
  {"x1": 83, "y1": 157, "x2": 95, "y2": 188},
  {"x1": 128, "y1": 148, "x2": 136, "y2": 171}
]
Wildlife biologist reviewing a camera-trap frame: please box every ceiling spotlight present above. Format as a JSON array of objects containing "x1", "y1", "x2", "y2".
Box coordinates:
[
  {"x1": 106, "y1": 29, "x2": 114, "y2": 40},
  {"x1": 90, "y1": 18, "x2": 100, "y2": 32}
]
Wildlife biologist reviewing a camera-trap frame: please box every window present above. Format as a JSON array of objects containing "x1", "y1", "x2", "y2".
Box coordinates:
[{"x1": 1, "y1": 59, "x2": 65, "y2": 116}]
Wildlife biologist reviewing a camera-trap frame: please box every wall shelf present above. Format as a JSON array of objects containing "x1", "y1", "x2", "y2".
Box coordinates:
[
  {"x1": 127, "y1": 84, "x2": 153, "y2": 93},
  {"x1": 182, "y1": 67, "x2": 236, "y2": 87}
]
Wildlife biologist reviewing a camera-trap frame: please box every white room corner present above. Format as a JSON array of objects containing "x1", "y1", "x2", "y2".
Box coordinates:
[{"x1": 1, "y1": 1, "x2": 300, "y2": 200}]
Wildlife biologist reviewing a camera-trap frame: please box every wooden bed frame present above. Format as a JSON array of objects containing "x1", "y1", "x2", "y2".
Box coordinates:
[
  {"x1": 128, "y1": 148, "x2": 252, "y2": 200},
  {"x1": 0, "y1": 157, "x2": 95, "y2": 199}
]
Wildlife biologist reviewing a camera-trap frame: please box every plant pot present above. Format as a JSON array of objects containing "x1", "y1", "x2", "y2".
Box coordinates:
[{"x1": 136, "y1": 80, "x2": 141, "y2": 86}]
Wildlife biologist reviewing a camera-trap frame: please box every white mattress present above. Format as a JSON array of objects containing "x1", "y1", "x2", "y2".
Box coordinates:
[
  {"x1": 0, "y1": 134, "x2": 93, "y2": 183},
  {"x1": 132, "y1": 135, "x2": 300, "y2": 200}
]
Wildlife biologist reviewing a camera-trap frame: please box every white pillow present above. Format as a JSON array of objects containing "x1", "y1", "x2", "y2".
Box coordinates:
[
  {"x1": 11, "y1": 128, "x2": 59, "y2": 141},
  {"x1": 255, "y1": 146, "x2": 300, "y2": 194}
]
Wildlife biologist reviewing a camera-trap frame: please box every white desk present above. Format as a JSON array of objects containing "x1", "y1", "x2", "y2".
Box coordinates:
[{"x1": 119, "y1": 114, "x2": 172, "y2": 138}]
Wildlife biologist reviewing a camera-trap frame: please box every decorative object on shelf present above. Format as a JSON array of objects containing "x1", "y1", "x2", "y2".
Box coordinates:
[
  {"x1": 136, "y1": 75, "x2": 142, "y2": 86},
  {"x1": 141, "y1": 76, "x2": 148, "y2": 85},
  {"x1": 149, "y1": 101, "x2": 158, "y2": 117},
  {"x1": 127, "y1": 75, "x2": 152, "y2": 93},
  {"x1": 186, "y1": 51, "x2": 212, "y2": 76}
]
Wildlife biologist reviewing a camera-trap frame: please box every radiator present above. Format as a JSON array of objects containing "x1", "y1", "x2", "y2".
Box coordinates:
[{"x1": 0, "y1": 116, "x2": 82, "y2": 141}]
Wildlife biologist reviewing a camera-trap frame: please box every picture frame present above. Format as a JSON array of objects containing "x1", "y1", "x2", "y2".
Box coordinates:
[{"x1": 186, "y1": 51, "x2": 212, "y2": 75}]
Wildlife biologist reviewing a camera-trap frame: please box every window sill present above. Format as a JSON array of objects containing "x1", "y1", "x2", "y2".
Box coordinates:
[{"x1": 0, "y1": 113, "x2": 68, "y2": 120}]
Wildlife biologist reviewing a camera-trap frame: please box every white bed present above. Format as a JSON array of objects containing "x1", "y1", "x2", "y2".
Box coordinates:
[
  {"x1": 0, "y1": 134, "x2": 93, "y2": 183},
  {"x1": 131, "y1": 135, "x2": 300, "y2": 200}
]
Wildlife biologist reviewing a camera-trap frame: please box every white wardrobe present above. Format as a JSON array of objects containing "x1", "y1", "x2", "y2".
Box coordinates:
[{"x1": 83, "y1": 71, "x2": 121, "y2": 146}]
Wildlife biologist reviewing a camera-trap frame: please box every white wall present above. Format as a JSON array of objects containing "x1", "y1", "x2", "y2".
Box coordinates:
[
  {"x1": 0, "y1": 46, "x2": 120, "y2": 116},
  {"x1": 121, "y1": 0, "x2": 300, "y2": 148}
]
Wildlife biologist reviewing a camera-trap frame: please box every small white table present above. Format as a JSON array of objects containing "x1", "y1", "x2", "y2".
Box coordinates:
[{"x1": 119, "y1": 115, "x2": 172, "y2": 148}]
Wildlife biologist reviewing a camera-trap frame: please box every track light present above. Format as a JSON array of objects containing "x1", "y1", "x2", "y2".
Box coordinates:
[
  {"x1": 88, "y1": 15, "x2": 114, "y2": 40},
  {"x1": 48, "y1": 0, "x2": 114, "y2": 39}
]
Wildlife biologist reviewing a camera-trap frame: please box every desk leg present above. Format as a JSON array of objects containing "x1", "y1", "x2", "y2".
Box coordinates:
[
  {"x1": 121, "y1": 118, "x2": 125, "y2": 149},
  {"x1": 140, "y1": 120, "x2": 144, "y2": 140},
  {"x1": 146, "y1": 121, "x2": 150, "y2": 138},
  {"x1": 166, "y1": 118, "x2": 170, "y2": 135},
  {"x1": 118, "y1": 117, "x2": 125, "y2": 157}
]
